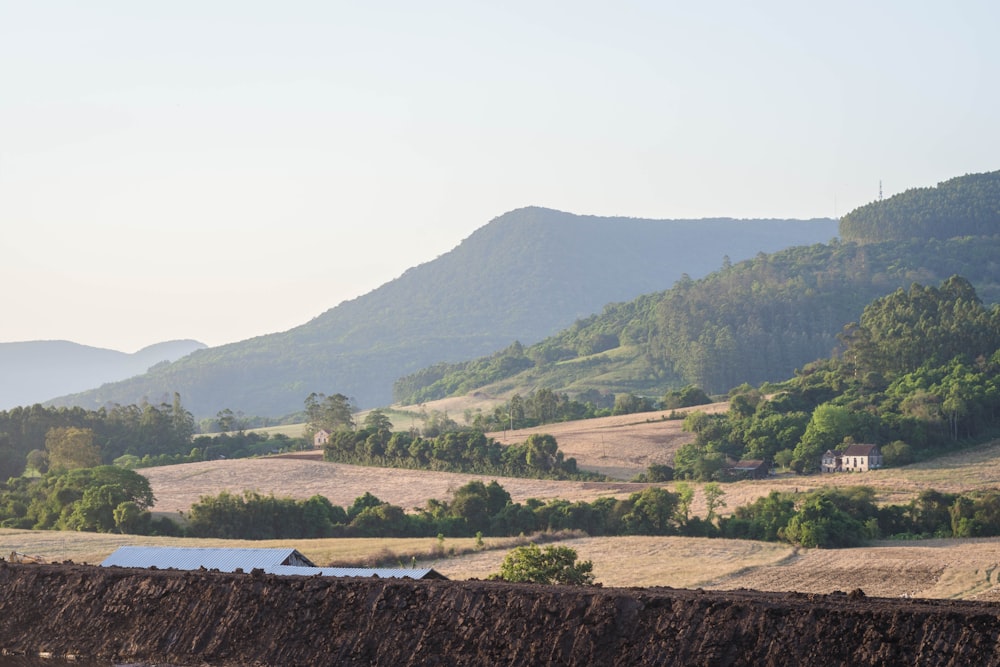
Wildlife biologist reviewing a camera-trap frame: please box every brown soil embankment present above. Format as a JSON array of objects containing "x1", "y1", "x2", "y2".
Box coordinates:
[{"x1": 2, "y1": 562, "x2": 1000, "y2": 666}]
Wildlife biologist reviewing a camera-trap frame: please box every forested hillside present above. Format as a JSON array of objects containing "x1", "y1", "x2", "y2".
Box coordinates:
[
  {"x1": 397, "y1": 171, "x2": 1000, "y2": 403},
  {"x1": 840, "y1": 170, "x2": 1000, "y2": 242},
  {"x1": 46, "y1": 208, "x2": 835, "y2": 417},
  {"x1": 672, "y1": 275, "x2": 1000, "y2": 484}
]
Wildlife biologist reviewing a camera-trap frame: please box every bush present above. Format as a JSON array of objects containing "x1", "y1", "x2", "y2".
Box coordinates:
[{"x1": 490, "y1": 543, "x2": 595, "y2": 585}]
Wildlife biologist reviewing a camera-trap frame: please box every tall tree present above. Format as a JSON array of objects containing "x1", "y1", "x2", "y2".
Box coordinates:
[
  {"x1": 305, "y1": 392, "x2": 355, "y2": 433},
  {"x1": 45, "y1": 427, "x2": 101, "y2": 471}
]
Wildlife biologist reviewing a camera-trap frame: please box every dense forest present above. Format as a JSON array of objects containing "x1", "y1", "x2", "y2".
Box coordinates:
[
  {"x1": 0, "y1": 397, "x2": 300, "y2": 481},
  {"x1": 397, "y1": 171, "x2": 1000, "y2": 403},
  {"x1": 840, "y1": 170, "x2": 1000, "y2": 242},
  {"x1": 45, "y1": 208, "x2": 836, "y2": 417},
  {"x1": 673, "y1": 275, "x2": 1000, "y2": 479},
  {"x1": 396, "y1": 237, "x2": 1000, "y2": 402},
  {"x1": 0, "y1": 397, "x2": 196, "y2": 480}
]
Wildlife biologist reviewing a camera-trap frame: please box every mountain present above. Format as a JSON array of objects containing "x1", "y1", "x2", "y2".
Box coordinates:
[
  {"x1": 395, "y1": 171, "x2": 1000, "y2": 403},
  {"x1": 0, "y1": 339, "x2": 206, "y2": 410},
  {"x1": 46, "y1": 207, "x2": 837, "y2": 417}
]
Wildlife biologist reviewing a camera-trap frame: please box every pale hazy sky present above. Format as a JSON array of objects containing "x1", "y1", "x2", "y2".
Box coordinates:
[{"x1": 3, "y1": 2, "x2": 998, "y2": 352}]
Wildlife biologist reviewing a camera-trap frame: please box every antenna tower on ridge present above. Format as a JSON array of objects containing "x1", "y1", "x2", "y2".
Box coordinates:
[{"x1": 879, "y1": 180, "x2": 883, "y2": 202}]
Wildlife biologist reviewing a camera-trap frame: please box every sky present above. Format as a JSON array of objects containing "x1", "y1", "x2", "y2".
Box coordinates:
[{"x1": 2, "y1": 2, "x2": 998, "y2": 353}]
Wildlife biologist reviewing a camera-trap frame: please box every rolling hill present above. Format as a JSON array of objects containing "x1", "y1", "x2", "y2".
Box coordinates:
[
  {"x1": 45, "y1": 207, "x2": 836, "y2": 417},
  {"x1": 396, "y1": 170, "x2": 1000, "y2": 403}
]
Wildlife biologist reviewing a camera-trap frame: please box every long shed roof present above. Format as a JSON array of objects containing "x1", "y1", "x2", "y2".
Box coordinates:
[
  {"x1": 101, "y1": 546, "x2": 316, "y2": 572},
  {"x1": 266, "y1": 565, "x2": 448, "y2": 580},
  {"x1": 100, "y1": 546, "x2": 447, "y2": 580}
]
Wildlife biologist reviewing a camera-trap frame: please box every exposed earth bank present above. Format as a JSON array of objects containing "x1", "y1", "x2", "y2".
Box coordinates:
[{"x1": 2, "y1": 562, "x2": 1000, "y2": 666}]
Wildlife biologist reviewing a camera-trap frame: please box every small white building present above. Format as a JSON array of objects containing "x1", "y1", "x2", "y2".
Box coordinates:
[{"x1": 821, "y1": 444, "x2": 883, "y2": 473}]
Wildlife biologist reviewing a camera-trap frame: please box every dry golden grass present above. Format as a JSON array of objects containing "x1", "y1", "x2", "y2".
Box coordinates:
[
  {"x1": 142, "y1": 452, "x2": 651, "y2": 519},
  {"x1": 10, "y1": 525, "x2": 1000, "y2": 601},
  {"x1": 709, "y1": 537, "x2": 1000, "y2": 600},
  {"x1": 486, "y1": 403, "x2": 727, "y2": 479},
  {"x1": 423, "y1": 534, "x2": 1000, "y2": 600},
  {"x1": 422, "y1": 536, "x2": 796, "y2": 589}
]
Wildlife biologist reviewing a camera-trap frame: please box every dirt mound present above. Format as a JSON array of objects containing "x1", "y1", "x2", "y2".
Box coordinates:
[{"x1": 2, "y1": 561, "x2": 1000, "y2": 666}]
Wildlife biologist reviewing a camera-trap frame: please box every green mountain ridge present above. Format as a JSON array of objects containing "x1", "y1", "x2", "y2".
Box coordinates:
[
  {"x1": 398, "y1": 171, "x2": 1000, "y2": 404},
  {"x1": 45, "y1": 207, "x2": 836, "y2": 418}
]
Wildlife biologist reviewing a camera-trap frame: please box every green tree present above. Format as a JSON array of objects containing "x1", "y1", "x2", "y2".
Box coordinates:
[
  {"x1": 491, "y1": 543, "x2": 595, "y2": 585},
  {"x1": 721, "y1": 490, "x2": 796, "y2": 541},
  {"x1": 525, "y1": 434, "x2": 560, "y2": 472},
  {"x1": 703, "y1": 482, "x2": 726, "y2": 523},
  {"x1": 449, "y1": 480, "x2": 511, "y2": 535},
  {"x1": 305, "y1": 392, "x2": 355, "y2": 433},
  {"x1": 215, "y1": 408, "x2": 236, "y2": 433},
  {"x1": 45, "y1": 427, "x2": 101, "y2": 472},
  {"x1": 25, "y1": 449, "x2": 48, "y2": 475},
  {"x1": 113, "y1": 501, "x2": 147, "y2": 534},
  {"x1": 881, "y1": 440, "x2": 913, "y2": 466},
  {"x1": 791, "y1": 404, "x2": 859, "y2": 473},
  {"x1": 347, "y1": 491, "x2": 383, "y2": 520},
  {"x1": 622, "y1": 487, "x2": 679, "y2": 535},
  {"x1": 674, "y1": 482, "x2": 695, "y2": 523},
  {"x1": 363, "y1": 409, "x2": 393, "y2": 434},
  {"x1": 780, "y1": 493, "x2": 870, "y2": 548}
]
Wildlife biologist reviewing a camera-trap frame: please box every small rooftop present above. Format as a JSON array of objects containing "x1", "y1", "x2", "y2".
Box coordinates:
[
  {"x1": 101, "y1": 546, "x2": 447, "y2": 580},
  {"x1": 841, "y1": 443, "x2": 879, "y2": 457}
]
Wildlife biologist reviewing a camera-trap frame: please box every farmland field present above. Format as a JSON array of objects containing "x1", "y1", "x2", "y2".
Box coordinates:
[{"x1": 9, "y1": 403, "x2": 1000, "y2": 599}]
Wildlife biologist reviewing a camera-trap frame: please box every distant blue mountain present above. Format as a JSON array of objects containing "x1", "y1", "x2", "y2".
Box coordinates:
[{"x1": 0, "y1": 339, "x2": 206, "y2": 410}]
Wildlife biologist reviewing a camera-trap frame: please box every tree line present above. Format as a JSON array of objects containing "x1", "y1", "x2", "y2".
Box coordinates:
[
  {"x1": 321, "y1": 426, "x2": 591, "y2": 480},
  {"x1": 174, "y1": 479, "x2": 1000, "y2": 549},
  {"x1": 724, "y1": 486, "x2": 1000, "y2": 547},
  {"x1": 183, "y1": 480, "x2": 714, "y2": 540},
  {"x1": 4, "y1": 462, "x2": 1000, "y2": 551},
  {"x1": 0, "y1": 396, "x2": 197, "y2": 480},
  {"x1": 0, "y1": 465, "x2": 176, "y2": 535},
  {"x1": 464, "y1": 385, "x2": 711, "y2": 433}
]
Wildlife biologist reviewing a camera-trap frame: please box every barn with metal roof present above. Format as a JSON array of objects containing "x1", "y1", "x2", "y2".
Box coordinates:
[{"x1": 100, "y1": 546, "x2": 447, "y2": 580}]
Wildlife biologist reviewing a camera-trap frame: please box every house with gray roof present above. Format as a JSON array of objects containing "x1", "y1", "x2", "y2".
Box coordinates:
[{"x1": 821, "y1": 444, "x2": 883, "y2": 473}]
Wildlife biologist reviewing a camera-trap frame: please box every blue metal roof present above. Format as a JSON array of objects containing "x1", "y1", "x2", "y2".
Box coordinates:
[
  {"x1": 100, "y1": 546, "x2": 315, "y2": 572},
  {"x1": 101, "y1": 546, "x2": 447, "y2": 580},
  {"x1": 266, "y1": 565, "x2": 447, "y2": 580}
]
